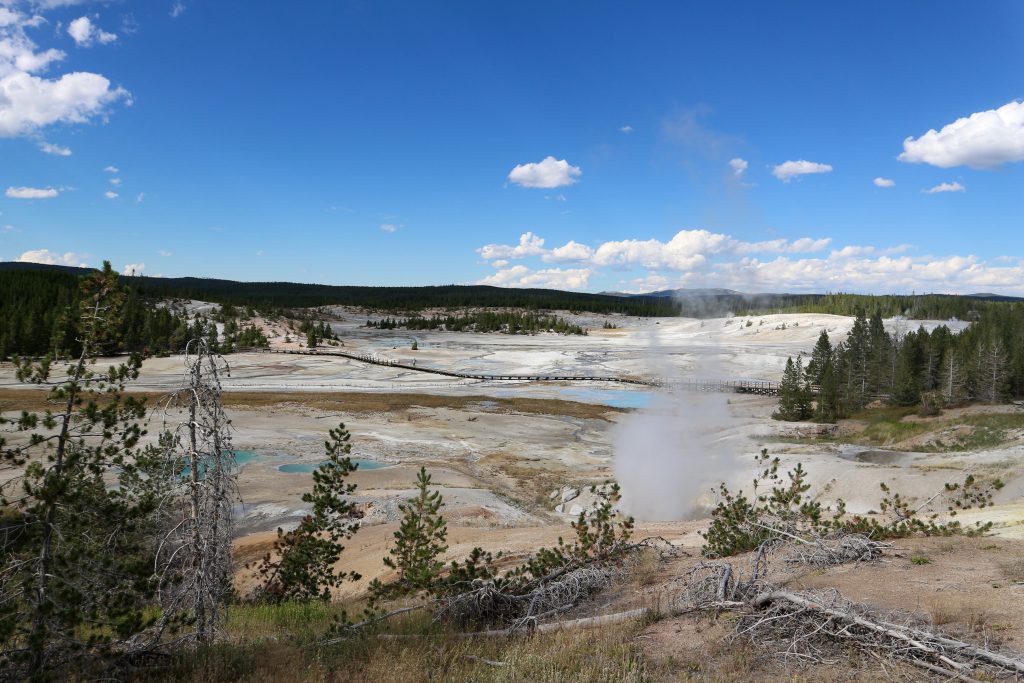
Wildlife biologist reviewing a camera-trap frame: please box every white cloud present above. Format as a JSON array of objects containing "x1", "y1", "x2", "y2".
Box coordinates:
[
  {"x1": 0, "y1": 8, "x2": 129, "y2": 138},
  {"x1": 619, "y1": 125, "x2": 634, "y2": 134},
  {"x1": 478, "y1": 229, "x2": 831, "y2": 272},
  {"x1": 873, "y1": 177, "x2": 895, "y2": 188},
  {"x1": 157, "y1": 249, "x2": 172, "y2": 257},
  {"x1": 6, "y1": 185, "x2": 58, "y2": 198},
  {"x1": 729, "y1": 157, "x2": 748, "y2": 177},
  {"x1": 379, "y1": 223, "x2": 398, "y2": 233},
  {"x1": 170, "y1": 2, "x2": 186, "y2": 18},
  {"x1": 104, "y1": 190, "x2": 118, "y2": 199},
  {"x1": 899, "y1": 100, "x2": 1024, "y2": 169},
  {"x1": 122, "y1": 262, "x2": 144, "y2": 275},
  {"x1": 39, "y1": 141, "x2": 71, "y2": 156},
  {"x1": 490, "y1": 259, "x2": 508, "y2": 268},
  {"x1": 507, "y1": 156, "x2": 581, "y2": 189},
  {"x1": 68, "y1": 16, "x2": 116, "y2": 46},
  {"x1": 104, "y1": 165, "x2": 119, "y2": 173},
  {"x1": 544, "y1": 240, "x2": 594, "y2": 263},
  {"x1": 923, "y1": 181, "x2": 965, "y2": 194},
  {"x1": 477, "y1": 231, "x2": 546, "y2": 260},
  {"x1": 18, "y1": 248, "x2": 87, "y2": 267},
  {"x1": 772, "y1": 160, "x2": 833, "y2": 182},
  {"x1": 109, "y1": 177, "x2": 121, "y2": 185},
  {"x1": 135, "y1": 192, "x2": 144, "y2": 203},
  {"x1": 478, "y1": 265, "x2": 593, "y2": 291}
]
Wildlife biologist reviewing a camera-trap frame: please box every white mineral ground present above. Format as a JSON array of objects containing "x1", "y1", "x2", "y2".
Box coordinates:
[{"x1": 2, "y1": 309, "x2": 1020, "y2": 597}]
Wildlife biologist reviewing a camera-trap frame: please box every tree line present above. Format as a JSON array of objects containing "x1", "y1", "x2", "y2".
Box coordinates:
[
  {"x1": 366, "y1": 311, "x2": 587, "y2": 335},
  {"x1": 775, "y1": 306, "x2": 1023, "y2": 421},
  {"x1": 0, "y1": 269, "x2": 268, "y2": 360}
]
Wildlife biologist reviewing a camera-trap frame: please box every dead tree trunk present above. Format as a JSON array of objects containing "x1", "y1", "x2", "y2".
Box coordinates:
[{"x1": 155, "y1": 339, "x2": 238, "y2": 644}]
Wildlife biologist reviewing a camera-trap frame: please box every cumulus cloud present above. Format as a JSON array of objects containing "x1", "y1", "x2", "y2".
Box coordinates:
[
  {"x1": 474, "y1": 229, "x2": 1024, "y2": 295},
  {"x1": 899, "y1": 100, "x2": 1024, "y2": 169},
  {"x1": 18, "y1": 248, "x2": 87, "y2": 267},
  {"x1": 39, "y1": 141, "x2": 71, "y2": 155},
  {"x1": 477, "y1": 231, "x2": 547, "y2": 260},
  {"x1": 68, "y1": 16, "x2": 117, "y2": 46},
  {"x1": 772, "y1": 160, "x2": 833, "y2": 182},
  {"x1": 873, "y1": 177, "x2": 895, "y2": 188},
  {"x1": 104, "y1": 165, "x2": 119, "y2": 173},
  {"x1": 619, "y1": 125, "x2": 634, "y2": 134},
  {"x1": 109, "y1": 177, "x2": 121, "y2": 185},
  {"x1": 122, "y1": 262, "x2": 144, "y2": 275},
  {"x1": 104, "y1": 190, "x2": 118, "y2": 199},
  {"x1": 478, "y1": 229, "x2": 831, "y2": 272},
  {"x1": 379, "y1": 223, "x2": 398, "y2": 233},
  {"x1": 923, "y1": 181, "x2": 965, "y2": 194},
  {"x1": 729, "y1": 158, "x2": 748, "y2": 177},
  {"x1": 544, "y1": 240, "x2": 594, "y2": 263},
  {"x1": 507, "y1": 156, "x2": 581, "y2": 189},
  {"x1": 0, "y1": 8, "x2": 129, "y2": 138},
  {"x1": 6, "y1": 185, "x2": 58, "y2": 198},
  {"x1": 170, "y1": 2, "x2": 186, "y2": 18},
  {"x1": 478, "y1": 265, "x2": 593, "y2": 291}
]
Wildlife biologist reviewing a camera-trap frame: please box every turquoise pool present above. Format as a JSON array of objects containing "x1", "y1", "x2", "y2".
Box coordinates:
[{"x1": 278, "y1": 459, "x2": 388, "y2": 474}]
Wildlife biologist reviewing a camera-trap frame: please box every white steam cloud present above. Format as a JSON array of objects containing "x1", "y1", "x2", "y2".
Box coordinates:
[{"x1": 613, "y1": 390, "x2": 739, "y2": 521}]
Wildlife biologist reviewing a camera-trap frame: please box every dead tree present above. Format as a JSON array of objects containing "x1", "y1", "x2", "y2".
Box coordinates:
[{"x1": 154, "y1": 339, "x2": 238, "y2": 644}]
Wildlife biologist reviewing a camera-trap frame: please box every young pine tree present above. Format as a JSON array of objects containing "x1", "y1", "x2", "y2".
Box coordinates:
[
  {"x1": 370, "y1": 467, "x2": 448, "y2": 601},
  {"x1": 253, "y1": 424, "x2": 361, "y2": 602},
  {"x1": 775, "y1": 356, "x2": 812, "y2": 421}
]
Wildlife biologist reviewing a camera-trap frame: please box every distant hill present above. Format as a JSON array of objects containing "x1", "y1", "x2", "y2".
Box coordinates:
[
  {"x1": 2, "y1": 261, "x2": 1022, "y2": 318},
  {"x1": 0, "y1": 262, "x2": 679, "y2": 317}
]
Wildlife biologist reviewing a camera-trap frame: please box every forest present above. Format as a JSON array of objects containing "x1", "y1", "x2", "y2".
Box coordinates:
[
  {"x1": 366, "y1": 311, "x2": 587, "y2": 335},
  {"x1": 0, "y1": 268, "x2": 267, "y2": 360},
  {"x1": 774, "y1": 306, "x2": 1024, "y2": 422}
]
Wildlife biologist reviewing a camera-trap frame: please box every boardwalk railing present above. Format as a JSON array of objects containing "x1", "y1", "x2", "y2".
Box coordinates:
[{"x1": 259, "y1": 348, "x2": 782, "y2": 396}]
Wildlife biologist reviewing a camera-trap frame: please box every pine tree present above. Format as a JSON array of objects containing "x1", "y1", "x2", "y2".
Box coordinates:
[
  {"x1": 774, "y1": 356, "x2": 811, "y2": 421},
  {"x1": 805, "y1": 329, "x2": 833, "y2": 386},
  {"x1": 0, "y1": 263, "x2": 161, "y2": 679},
  {"x1": 371, "y1": 467, "x2": 448, "y2": 600},
  {"x1": 814, "y1": 356, "x2": 840, "y2": 422},
  {"x1": 844, "y1": 309, "x2": 871, "y2": 410},
  {"x1": 252, "y1": 424, "x2": 361, "y2": 602}
]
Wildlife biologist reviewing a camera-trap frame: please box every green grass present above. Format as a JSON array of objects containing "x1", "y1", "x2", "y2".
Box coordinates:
[{"x1": 774, "y1": 405, "x2": 1024, "y2": 452}]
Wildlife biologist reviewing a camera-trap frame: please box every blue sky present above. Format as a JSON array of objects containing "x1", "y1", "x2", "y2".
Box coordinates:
[{"x1": 2, "y1": 1, "x2": 1023, "y2": 294}]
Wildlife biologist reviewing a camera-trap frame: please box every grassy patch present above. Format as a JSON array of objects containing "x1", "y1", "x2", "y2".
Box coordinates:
[
  {"x1": 775, "y1": 405, "x2": 1024, "y2": 452},
  {"x1": 131, "y1": 603, "x2": 651, "y2": 683}
]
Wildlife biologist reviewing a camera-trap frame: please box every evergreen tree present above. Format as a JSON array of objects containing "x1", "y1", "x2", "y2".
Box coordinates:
[
  {"x1": 370, "y1": 467, "x2": 448, "y2": 601},
  {"x1": 805, "y1": 329, "x2": 833, "y2": 386},
  {"x1": 252, "y1": 424, "x2": 361, "y2": 602},
  {"x1": 0, "y1": 263, "x2": 161, "y2": 679},
  {"x1": 814, "y1": 355, "x2": 840, "y2": 422},
  {"x1": 844, "y1": 309, "x2": 871, "y2": 410},
  {"x1": 774, "y1": 356, "x2": 812, "y2": 421}
]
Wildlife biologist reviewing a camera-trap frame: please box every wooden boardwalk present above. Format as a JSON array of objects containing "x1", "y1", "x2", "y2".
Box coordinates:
[{"x1": 261, "y1": 348, "x2": 781, "y2": 396}]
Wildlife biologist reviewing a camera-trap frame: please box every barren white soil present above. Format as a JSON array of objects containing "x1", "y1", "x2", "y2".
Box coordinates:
[{"x1": 1, "y1": 310, "x2": 1019, "y2": 595}]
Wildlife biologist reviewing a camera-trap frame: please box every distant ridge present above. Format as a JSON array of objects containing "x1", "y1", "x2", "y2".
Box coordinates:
[{"x1": 2, "y1": 262, "x2": 1022, "y2": 312}]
